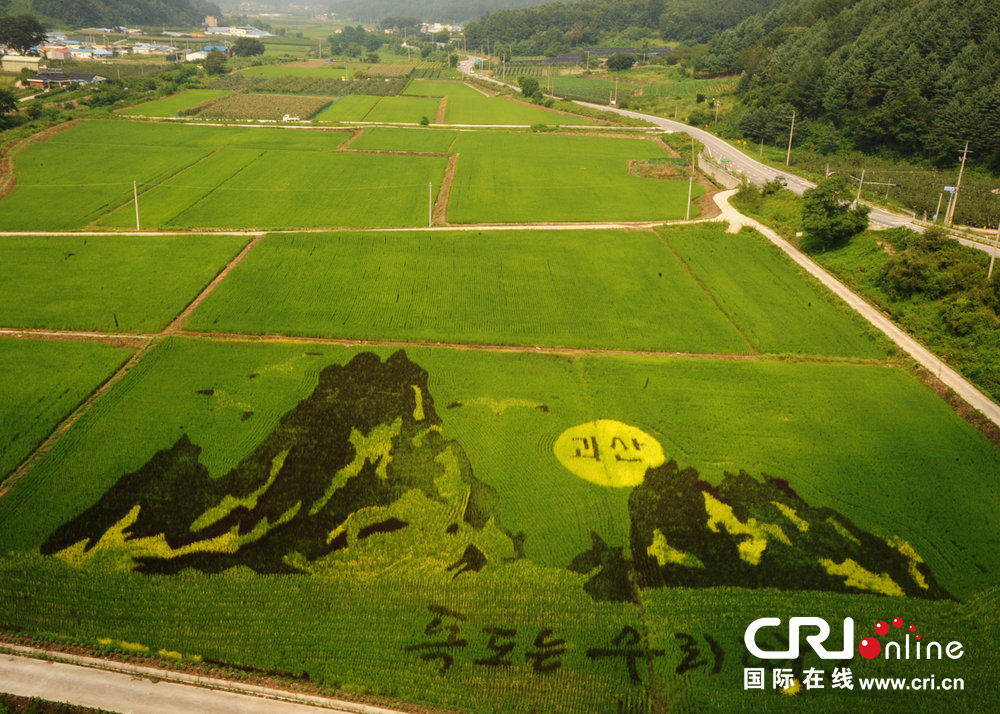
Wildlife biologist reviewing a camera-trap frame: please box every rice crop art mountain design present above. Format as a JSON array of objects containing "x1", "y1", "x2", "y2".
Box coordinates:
[
  {"x1": 572, "y1": 460, "x2": 950, "y2": 602},
  {"x1": 42, "y1": 351, "x2": 506, "y2": 575}
]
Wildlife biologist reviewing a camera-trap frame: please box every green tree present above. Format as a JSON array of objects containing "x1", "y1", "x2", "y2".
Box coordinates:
[
  {"x1": 801, "y1": 176, "x2": 870, "y2": 252},
  {"x1": 0, "y1": 14, "x2": 46, "y2": 56},
  {"x1": 605, "y1": 52, "x2": 636, "y2": 71},
  {"x1": 203, "y1": 49, "x2": 227, "y2": 76},
  {"x1": 232, "y1": 38, "x2": 265, "y2": 57},
  {"x1": 0, "y1": 88, "x2": 17, "y2": 118},
  {"x1": 518, "y1": 75, "x2": 540, "y2": 99}
]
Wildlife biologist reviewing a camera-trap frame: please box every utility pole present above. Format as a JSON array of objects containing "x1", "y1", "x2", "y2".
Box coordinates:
[
  {"x1": 428, "y1": 182, "x2": 432, "y2": 227},
  {"x1": 133, "y1": 180, "x2": 140, "y2": 230},
  {"x1": 686, "y1": 138, "x2": 694, "y2": 220},
  {"x1": 989, "y1": 219, "x2": 1000, "y2": 280},
  {"x1": 714, "y1": 98, "x2": 720, "y2": 123},
  {"x1": 785, "y1": 110, "x2": 795, "y2": 166},
  {"x1": 935, "y1": 192, "x2": 944, "y2": 221},
  {"x1": 854, "y1": 169, "x2": 865, "y2": 206},
  {"x1": 945, "y1": 141, "x2": 970, "y2": 225}
]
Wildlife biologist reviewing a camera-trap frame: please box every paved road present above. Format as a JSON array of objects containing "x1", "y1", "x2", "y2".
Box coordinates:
[
  {"x1": 0, "y1": 648, "x2": 407, "y2": 714},
  {"x1": 459, "y1": 57, "x2": 918, "y2": 232},
  {"x1": 711, "y1": 189, "x2": 1000, "y2": 427}
]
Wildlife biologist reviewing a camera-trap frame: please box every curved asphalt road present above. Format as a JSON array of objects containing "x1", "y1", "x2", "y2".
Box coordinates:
[{"x1": 458, "y1": 57, "x2": 915, "y2": 231}]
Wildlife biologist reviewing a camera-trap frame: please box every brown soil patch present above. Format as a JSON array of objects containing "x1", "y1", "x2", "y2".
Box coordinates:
[
  {"x1": 337, "y1": 127, "x2": 365, "y2": 149},
  {"x1": 0, "y1": 120, "x2": 79, "y2": 201},
  {"x1": 290, "y1": 59, "x2": 337, "y2": 68},
  {"x1": 435, "y1": 96, "x2": 447, "y2": 124},
  {"x1": 654, "y1": 135, "x2": 681, "y2": 158},
  {"x1": 464, "y1": 81, "x2": 498, "y2": 97},
  {"x1": 693, "y1": 190, "x2": 722, "y2": 220},
  {"x1": 433, "y1": 154, "x2": 458, "y2": 225},
  {"x1": 164, "y1": 233, "x2": 265, "y2": 334},
  {"x1": 627, "y1": 159, "x2": 683, "y2": 179}
]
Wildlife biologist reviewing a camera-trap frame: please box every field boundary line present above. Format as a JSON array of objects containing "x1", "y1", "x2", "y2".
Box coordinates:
[
  {"x1": 714, "y1": 189, "x2": 1000, "y2": 429},
  {"x1": 178, "y1": 329, "x2": 862, "y2": 362},
  {"x1": 0, "y1": 328, "x2": 152, "y2": 343},
  {"x1": 164, "y1": 233, "x2": 265, "y2": 334},
  {"x1": 433, "y1": 154, "x2": 458, "y2": 225},
  {"x1": 653, "y1": 229, "x2": 757, "y2": 354},
  {"x1": 0, "y1": 341, "x2": 153, "y2": 498},
  {"x1": 338, "y1": 127, "x2": 365, "y2": 149},
  {"x1": 435, "y1": 96, "x2": 447, "y2": 123},
  {"x1": 0, "y1": 645, "x2": 414, "y2": 714}
]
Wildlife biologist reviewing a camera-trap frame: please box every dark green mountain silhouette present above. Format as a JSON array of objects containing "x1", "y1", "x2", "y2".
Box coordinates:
[
  {"x1": 42, "y1": 351, "x2": 501, "y2": 575},
  {"x1": 576, "y1": 460, "x2": 949, "y2": 601}
]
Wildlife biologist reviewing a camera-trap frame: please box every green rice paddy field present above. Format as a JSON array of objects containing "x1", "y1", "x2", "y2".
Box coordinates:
[
  {"x1": 405, "y1": 80, "x2": 592, "y2": 125},
  {"x1": 1, "y1": 98, "x2": 999, "y2": 714},
  {"x1": 120, "y1": 89, "x2": 230, "y2": 117},
  {"x1": 0, "y1": 121, "x2": 694, "y2": 228},
  {"x1": 185, "y1": 226, "x2": 888, "y2": 358},
  {"x1": 0, "y1": 234, "x2": 249, "y2": 332},
  {"x1": 0, "y1": 337, "x2": 997, "y2": 712},
  {"x1": 0, "y1": 338, "x2": 132, "y2": 479}
]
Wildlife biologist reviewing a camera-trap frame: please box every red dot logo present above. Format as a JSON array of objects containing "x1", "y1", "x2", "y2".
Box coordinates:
[
  {"x1": 892, "y1": 617, "x2": 904, "y2": 628},
  {"x1": 908, "y1": 625, "x2": 916, "y2": 632},
  {"x1": 859, "y1": 638, "x2": 881, "y2": 659},
  {"x1": 875, "y1": 621, "x2": 889, "y2": 636}
]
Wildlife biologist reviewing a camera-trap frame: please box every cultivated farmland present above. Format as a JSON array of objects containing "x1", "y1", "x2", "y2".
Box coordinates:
[
  {"x1": 0, "y1": 234, "x2": 249, "y2": 332},
  {"x1": 1, "y1": 75, "x2": 999, "y2": 714},
  {"x1": 184, "y1": 92, "x2": 333, "y2": 121},
  {"x1": 405, "y1": 80, "x2": 592, "y2": 125},
  {"x1": 447, "y1": 132, "x2": 700, "y2": 223},
  {"x1": 0, "y1": 338, "x2": 132, "y2": 479},
  {"x1": 0, "y1": 338, "x2": 997, "y2": 713},
  {"x1": 184, "y1": 229, "x2": 752, "y2": 353},
  {"x1": 120, "y1": 89, "x2": 230, "y2": 117}
]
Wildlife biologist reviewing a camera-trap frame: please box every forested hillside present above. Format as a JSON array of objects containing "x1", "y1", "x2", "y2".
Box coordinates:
[
  {"x1": 31, "y1": 0, "x2": 221, "y2": 27},
  {"x1": 702, "y1": 0, "x2": 1000, "y2": 168},
  {"x1": 328, "y1": 0, "x2": 550, "y2": 25},
  {"x1": 465, "y1": 0, "x2": 780, "y2": 55}
]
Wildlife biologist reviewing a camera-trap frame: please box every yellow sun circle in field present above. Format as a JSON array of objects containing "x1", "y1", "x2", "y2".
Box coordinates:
[{"x1": 553, "y1": 420, "x2": 665, "y2": 488}]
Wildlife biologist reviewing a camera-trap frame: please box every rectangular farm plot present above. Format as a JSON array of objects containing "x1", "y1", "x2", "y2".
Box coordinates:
[
  {"x1": 0, "y1": 139, "x2": 209, "y2": 230},
  {"x1": 98, "y1": 148, "x2": 265, "y2": 228},
  {"x1": 0, "y1": 234, "x2": 250, "y2": 332},
  {"x1": 185, "y1": 229, "x2": 751, "y2": 353},
  {"x1": 0, "y1": 338, "x2": 132, "y2": 479},
  {"x1": 314, "y1": 94, "x2": 381, "y2": 121},
  {"x1": 448, "y1": 132, "x2": 701, "y2": 223},
  {"x1": 660, "y1": 225, "x2": 894, "y2": 359},
  {"x1": 405, "y1": 80, "x2": 591, "y2": 125},
  {"x1": 0, "y1": 121, "x2": 438, "y2": 230},
  {"x1": 347, "y1": 127, "x2": 457, "y2": 153},
  {"x1": 363, "y1": 96, "x2": 442, "y2": 124},
  {"x1": 187, "y1": 93, "x2": 332, "y2": 121},
  {"x1": 120, "y1": 89, "x2": 230, "y2": 117},
  {"x1": 239, "y1": 63, "x2": 350, "y2": 79},
  {"x1": 167, "y1": 151, "x2": 447, "y2": 229}
]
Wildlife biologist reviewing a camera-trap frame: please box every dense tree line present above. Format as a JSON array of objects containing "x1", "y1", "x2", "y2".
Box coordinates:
[
  {"x1": 328, "y1": 0, "x2": 546, "y2": 25},
  {"x1": 464, "y1": 0, "x2": 779, "y2": 56},
  {"x1": 31, "y1": 0, "x2": 221, "y2": 27},
  {"x1": 702, "y1": 0, "x2": 1000, "y2": 169}
]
